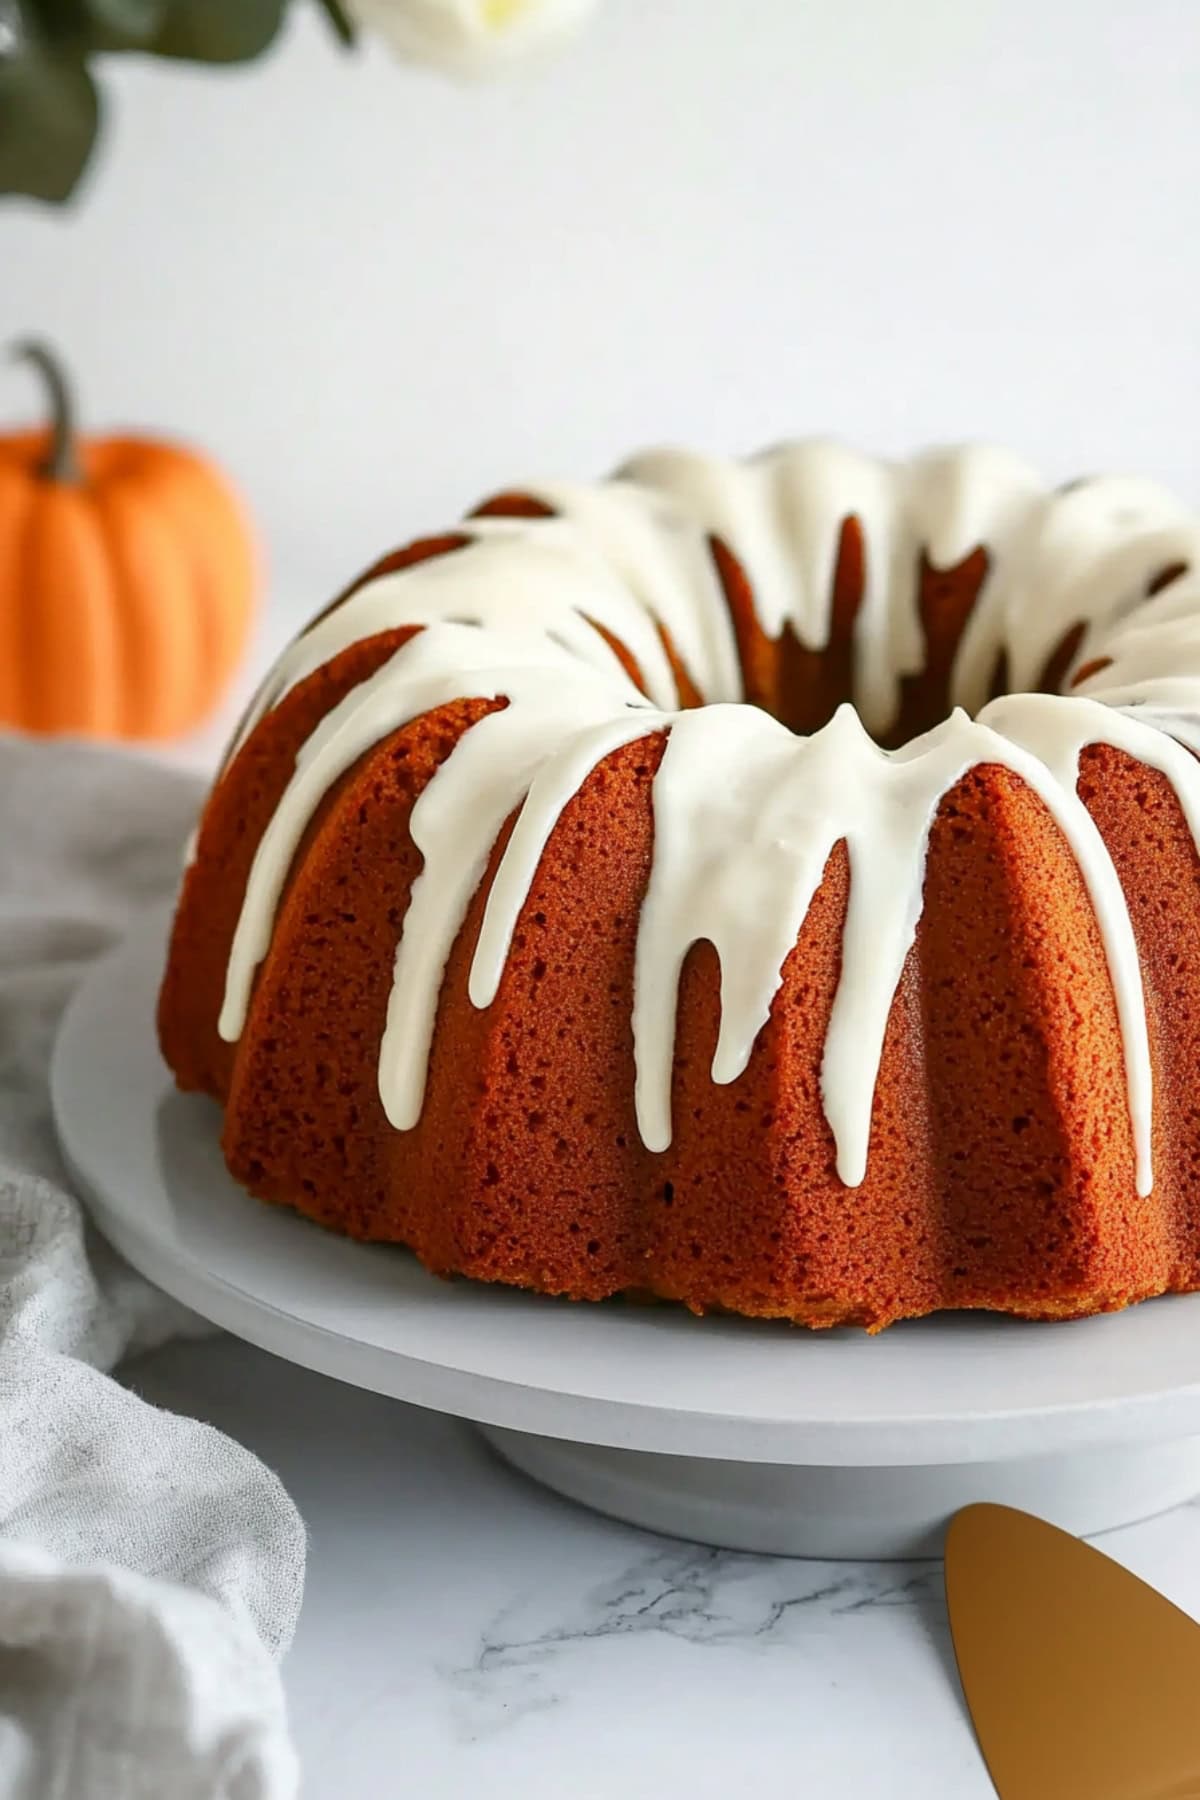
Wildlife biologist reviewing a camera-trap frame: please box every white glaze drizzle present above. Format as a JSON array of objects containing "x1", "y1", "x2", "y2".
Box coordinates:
[
  {"x1": 518, "y1": 478, "x2": 742, "y2": 704},
  {"x1": 623, "y1": 441, "x2": 1044, "y2": 732},
  {"x1": 226, "y1": 524, "x2": 687, "y2": 762},
  {"x1": 219, "y1": 623, "x2": 647, "y2": 1044},
  {"x1": 215, "y1": 444, "x2": 1200, "y2": 1199}
]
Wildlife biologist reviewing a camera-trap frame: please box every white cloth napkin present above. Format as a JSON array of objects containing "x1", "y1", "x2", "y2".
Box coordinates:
[{"x1": 0, "y1": 735, "x2": 305, "y2": 1800}]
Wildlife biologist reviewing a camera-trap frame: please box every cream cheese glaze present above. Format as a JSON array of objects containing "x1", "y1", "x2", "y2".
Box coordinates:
[{"x1": 216, "y1": 441, "x2": 1200, "y2": 1200}]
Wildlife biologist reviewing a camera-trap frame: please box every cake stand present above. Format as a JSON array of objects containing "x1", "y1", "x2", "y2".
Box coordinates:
[{"x1": 52, "y1": 904, "x2": 1200, "y2": 1559}]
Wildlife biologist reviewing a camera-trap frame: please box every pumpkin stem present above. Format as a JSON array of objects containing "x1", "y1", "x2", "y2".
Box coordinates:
[{"x1": 10, "y1": 340, "x2": 82, "y2": 483}]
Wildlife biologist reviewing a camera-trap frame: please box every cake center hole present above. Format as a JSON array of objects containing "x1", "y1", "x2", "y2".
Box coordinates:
[{"x1": 728, "y1": 541, "x2": 995, "y2": 748}]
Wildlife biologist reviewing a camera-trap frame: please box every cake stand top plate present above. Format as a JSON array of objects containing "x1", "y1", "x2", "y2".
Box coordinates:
[{"x1": 51, "y1": 902, "x2": 1200, "y2": 1468}]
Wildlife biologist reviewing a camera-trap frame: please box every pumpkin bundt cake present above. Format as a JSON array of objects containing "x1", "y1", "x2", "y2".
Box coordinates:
[{"x1": 158, "y1": 442, "x2": 1200, "y2": 1331}]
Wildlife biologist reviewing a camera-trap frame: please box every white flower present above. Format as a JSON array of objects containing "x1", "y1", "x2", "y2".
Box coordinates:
[{"x1": 346, "y1": 0, "x2": 598, "y2": 78}]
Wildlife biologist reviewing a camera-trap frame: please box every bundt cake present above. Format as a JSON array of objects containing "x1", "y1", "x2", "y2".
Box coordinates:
[{"x1": 158, "y1": 441, "x2": 1200, "y2": 1332}]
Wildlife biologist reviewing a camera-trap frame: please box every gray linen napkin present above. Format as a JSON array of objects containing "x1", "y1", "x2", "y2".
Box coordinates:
[{"x1": 0, "y1": 733, "x2": 304, "y2": 1800}]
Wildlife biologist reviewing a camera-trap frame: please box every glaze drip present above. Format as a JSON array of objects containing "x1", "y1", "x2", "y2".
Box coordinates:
[{"x1": 216, "y1": 443, "x2": 1200, "y2": 1199}]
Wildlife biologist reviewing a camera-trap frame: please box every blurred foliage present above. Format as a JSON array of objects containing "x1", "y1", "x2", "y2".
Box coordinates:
[{"x1": 0, "y1": 0, "x2": 353, "y2": 203}]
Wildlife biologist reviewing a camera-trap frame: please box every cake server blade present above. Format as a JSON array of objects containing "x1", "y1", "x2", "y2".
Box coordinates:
[{"x1": 945, "y1": 1502, "x2": 1200, "y2": 1799}]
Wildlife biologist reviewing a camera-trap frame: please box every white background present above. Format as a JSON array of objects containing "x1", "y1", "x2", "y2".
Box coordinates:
[{"x1": 3, "y1": 0, "x2": 1199, "y2": 669}]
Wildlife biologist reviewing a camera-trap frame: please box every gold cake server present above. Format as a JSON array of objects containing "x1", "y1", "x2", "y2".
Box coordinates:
[{"x1": 945, "y1": 1502, "x2": 1200, "y2": 1799}]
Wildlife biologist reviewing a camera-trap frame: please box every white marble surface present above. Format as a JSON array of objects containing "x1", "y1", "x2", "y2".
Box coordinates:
[{"x1": 120, "y1": 1334, "x2": 1200, "y2": 1798}]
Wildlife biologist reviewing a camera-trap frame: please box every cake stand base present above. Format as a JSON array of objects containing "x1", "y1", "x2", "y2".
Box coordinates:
[{"x1": 482, "y1": 1427, "x2": 1200, "y2": 1559}]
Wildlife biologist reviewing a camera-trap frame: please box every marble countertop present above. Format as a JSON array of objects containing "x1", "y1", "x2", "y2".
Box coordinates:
[{"x1": 120, "y1": 1334, "x2": 1200, "y2": 1798}]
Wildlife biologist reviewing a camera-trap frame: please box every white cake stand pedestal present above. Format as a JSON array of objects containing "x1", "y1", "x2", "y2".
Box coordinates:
[{"x1": 52, "y1": 906, "x2": 1200, "y2": 1559}]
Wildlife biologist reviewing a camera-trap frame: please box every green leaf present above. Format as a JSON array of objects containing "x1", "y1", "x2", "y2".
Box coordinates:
[
  {"x1": 81, "y1": 0, "x2": 169, "y2": 51},
  {"x1": 0, "y1": 35, "x2": 99, "y2": 202},
  {"x1": 148, "y1": 0, "x2": 286, "y2": 63},
  {"x1": 16, "y1": 0, "x2": 85, "y2": 52},
  {"x1": 315, "y1": 0, "x2": 355, "y2": 48}
]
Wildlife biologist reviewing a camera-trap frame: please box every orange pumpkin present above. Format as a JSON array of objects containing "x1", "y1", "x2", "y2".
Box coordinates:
[{"x1": 0, "y1": 340, "x2": 257, "y2": 739}]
